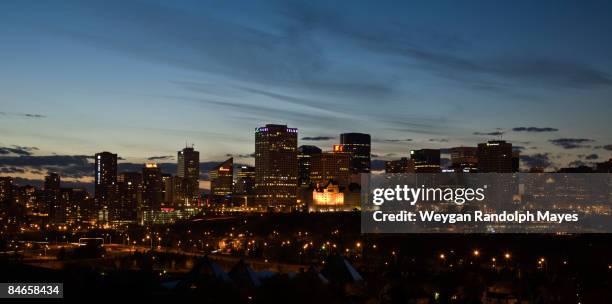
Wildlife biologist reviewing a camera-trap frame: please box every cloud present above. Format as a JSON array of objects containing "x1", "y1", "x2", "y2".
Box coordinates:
[
  {"x1": 601, "y1": 145, "x2": 612, "y2": 151},
  {"x1": 0, "y1": 146, "x2": 39, "y2": 156},
  {"x1": 473, "y1": 131, "x2": 504, "y2": 136},
  {"x1": 568, "y1": 160, "x2": 589, "y2": 168},
  {"x1": 147, "y1": 155, "x2": 173, "y2": 161},
  {"x1": 584, "y1": 154, "x2": 599, "y2": 160},
  {"x1": 549, "y1": 138, "x2": 595, "y2": 149},
  {"x1": 0, "y1": 112, "x2": 46, "y2": 119},
  {"x1": 380, "y1": 138, "x2": 412, "y2": 143},
  {"x1": 21, "y1": 113, "x2": 46, "y2": 118},
  {"x1": 0, "y1": 155, "x2": 92, "y2": 178},
  {"x1": 301, "y1": 136, "x2": 334, "y2": 141},
  {"x1": 512, "y1": 127, "x2": 558, "y2": 132},
  {"x1": 429, "y1": 138, "x2": 449, "y2": 142},
  {"x1": 512, "y1": 146, "x2": 526, "y2": 151},
  {"x1": 520, "y1": 153, "x2": 552, "y2": 169},
  {"x1": 226, "y1": 153, "x2": 255, "y2": 158}
]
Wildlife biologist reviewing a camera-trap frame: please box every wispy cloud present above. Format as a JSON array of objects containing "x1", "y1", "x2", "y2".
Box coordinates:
[
  {"x1": 549, "y1": 138, "x2": 595, "y2": 149},
  {"x1": 513, "y1": 127, "x2": 558, "y2": 132}
]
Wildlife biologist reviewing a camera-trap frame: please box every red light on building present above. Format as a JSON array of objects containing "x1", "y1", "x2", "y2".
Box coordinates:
[{"x1": 333, "y1": 145, "x2": 344, "y2": 152}]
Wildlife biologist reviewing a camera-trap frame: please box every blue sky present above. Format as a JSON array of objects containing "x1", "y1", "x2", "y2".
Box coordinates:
[{"x1": 1, "y1": 0, "x2": 612, "y2": 182}]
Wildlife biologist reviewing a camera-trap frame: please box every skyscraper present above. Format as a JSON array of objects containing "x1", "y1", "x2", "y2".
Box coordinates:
[
  {"x1": 298, "y1": 145, "x2": 322, "y2": 187},
  {"x1": 142, "y1": 163, "x2": 163, "y2": 212},
  {"x1": 210, "y1": 157, "x2": 233, "y2": 202},
  {"x1": 411, "y1": 149, "x2": 441, "y2": 173},
  {"x1": 450, "y1": 147, "x2": 479, "y2": 173},
  {"x1": 477, "y1": 140, "x2": 513, "y2": 173},
  {"x1": 309, "y1": 151, "x2": 350, "y2": 187},
  {"x1": 255, "y1": 124, "x2": 298, "y2": 210},
  {"x1": 339, "y1": 133, "x2": 371, "y2": 174},
  {"x1": 177, "y1": 146, "x2": 200, "y2": 205},
  {"x1": 44, "y1": 173, "x2": 62, "y2": 223},
  {"x1": 118, "y1": 171, "x2": 143, "y2": 222},
  {"x1": 95, "y1": 152, "x2": 118, "y2": 222}
]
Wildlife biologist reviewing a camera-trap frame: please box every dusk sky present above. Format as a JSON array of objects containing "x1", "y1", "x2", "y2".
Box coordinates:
[{"x1": 1, "y1": 0, "x2": 612, "y2": 184}]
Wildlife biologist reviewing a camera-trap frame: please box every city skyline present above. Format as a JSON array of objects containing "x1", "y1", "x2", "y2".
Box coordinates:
[{"x1": 2, "y1": 0, "x2": 612, "y2": 184}]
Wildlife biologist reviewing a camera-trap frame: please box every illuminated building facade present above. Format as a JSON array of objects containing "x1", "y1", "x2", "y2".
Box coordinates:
[
  {"x1": 340, "y1": 133, "x2": 371, "y2": 174},
  {"x1": 309, "y1": 150, "x2": 350, "y2": 187},
  {"x1": 177, "y1": 146, "x2": 200, "y2": 205},
  {"x1": 298, "y1": 145, "x2": 322, "y2": 187},
  {"x1": 44, "y1": 173, "x2": 62, "y2": 223},
  {"x1": 255, "y1": 124, "x2": 298, "y2": 210},
  {"x1": 210, "y1": 157, "x2": 233, "y2": 202},
  {"x1": 311, "y1": 180, "x2": 344, "y2": 212},
  {"x1": 477, "y1": 140, "x2": 513, "y2": 173},
  {"x1": 411, "y1": 149, "x2": 441, "y2": 173},
  {"x1": 118, "y1": 171, "x2": 142, "y2": 222},
  {"x1": 385, "y1": 157, "x2": 415, "y2": 173},
  {"x1": 142, "y1": 163, "x2": 163, "y2": 212},
  {"x1": 450, "y1": 147, "x2": 479, "y2": 172},
  {"x1": 94, "y1": 151, "x2": 118, "y2": 222},
  {"x1": 0, "y1": 176, "x2": 14, "y2": 203}
]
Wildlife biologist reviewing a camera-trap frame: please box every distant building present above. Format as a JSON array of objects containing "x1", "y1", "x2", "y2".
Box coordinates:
[
  {"x1": 210, "y1": 157, "x2": 233, "y2": 203},
  {"x1": 385, "y1": 157, "x2": 415, "y2": 173},
  {"x1": 0, "y1": 177, "x2": 14, "y2": 203},
  {"x1": 340, "y1": 133, "x2": 371, "y2": 174},
  {"x1": 512, "y1": 150, "x2": 520, "y2": 173},
  {"x1": 95, "y1": 151, "x2": 118, "y2": 222},
  {"x1": 558, "y1": 166, "x2": 594, "y2": 173},
  {"x1": 142, "y1": 163, "x2": 163, "y2": 213},
  {"x1": 477, "y1": 141, "x2": 513, "y2": 173},
  {"x1": 298, "y1": 145, "x2": 322, "y2": 187},
  {"x1": 177, "y1": 146, "x2": 200, "y2": 206},
  {"x1": 596, "y1": 159, "x2": 612, "y2": 173},
  {"x1": 254, "y1": 124, "x2": 298, "y2": 211},
  {"x1": 309, "y1": 150, "x2": 350, "y2": 187},
  {"x1": 118, "y1": 171, "x2": 143, "y2": 222},
  {"x1": 44, "y1": 173, "x2": 62, "y2": 223},
  {"x1": 234, "y1": 165, "x2": 255, "y2": 207},
  {"x1": 450, "y1": 147, "x2": 478, "y2": 172},
  {"x1": 411, "y1": 149, "x2": 441, "y2": 173},
  {"x1": 61, "y1": 187, "x2": 89, "y2": 225},
  {"x1": 161, "y1": 174, "x2": 175, "y2": 207}
]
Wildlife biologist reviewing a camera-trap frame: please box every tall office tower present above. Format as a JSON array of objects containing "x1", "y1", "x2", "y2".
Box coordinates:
[
  {"x1": 210, "y1": 157, "x2": 233, "y2": 202},
  {"x1": 254, "y1": 124, "x2": 298, "y2": 210},
  {"x1": 177, "y1": 146, "x2": 200, "y2": 205},
  {"x1": 339, "y1": 133, "x2": 371, "y2": 174},
  {"x1": 298, "y1": 145, "x2": 322, "y2": 187},
  {"x1": 309, "y1": 150, "x2": 350, "y2": 187},
  {"x1": 450, "y1": 147, "x2": 479, "y2": 173},
  {"x1": 44, "y1": 173, "x2": 62, "y2": 223},
  {"x1": 142, "y1": 163, "x2": 163, "y2": 212},
  {"x1": 94, "y1": 151, "x2": 118, "y2": 221},
  {"x1": 0, "y1": 177, "x2": 13, "y2": 203},
  {"x1": 161, "y1": 174, "x2": 174, "y2": 207},
  {"x1": 477, "y1": 140, "x2": 513, "y2": 173},
  {"x1": 512, "y1": 150, "x2": 520, "y2": 173},
  {"x1": 118, "y1": 172, "x2": 143, "y2": 222},
  {"x1": 411, "y1": 149, "x2": 441, "y2": 173},
  {"x1": 385, "y1": 157, "x2": 415, "y2": 173},
  {"x1": 235, "y1": 166, "x2": 256, "y2": 195}
]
